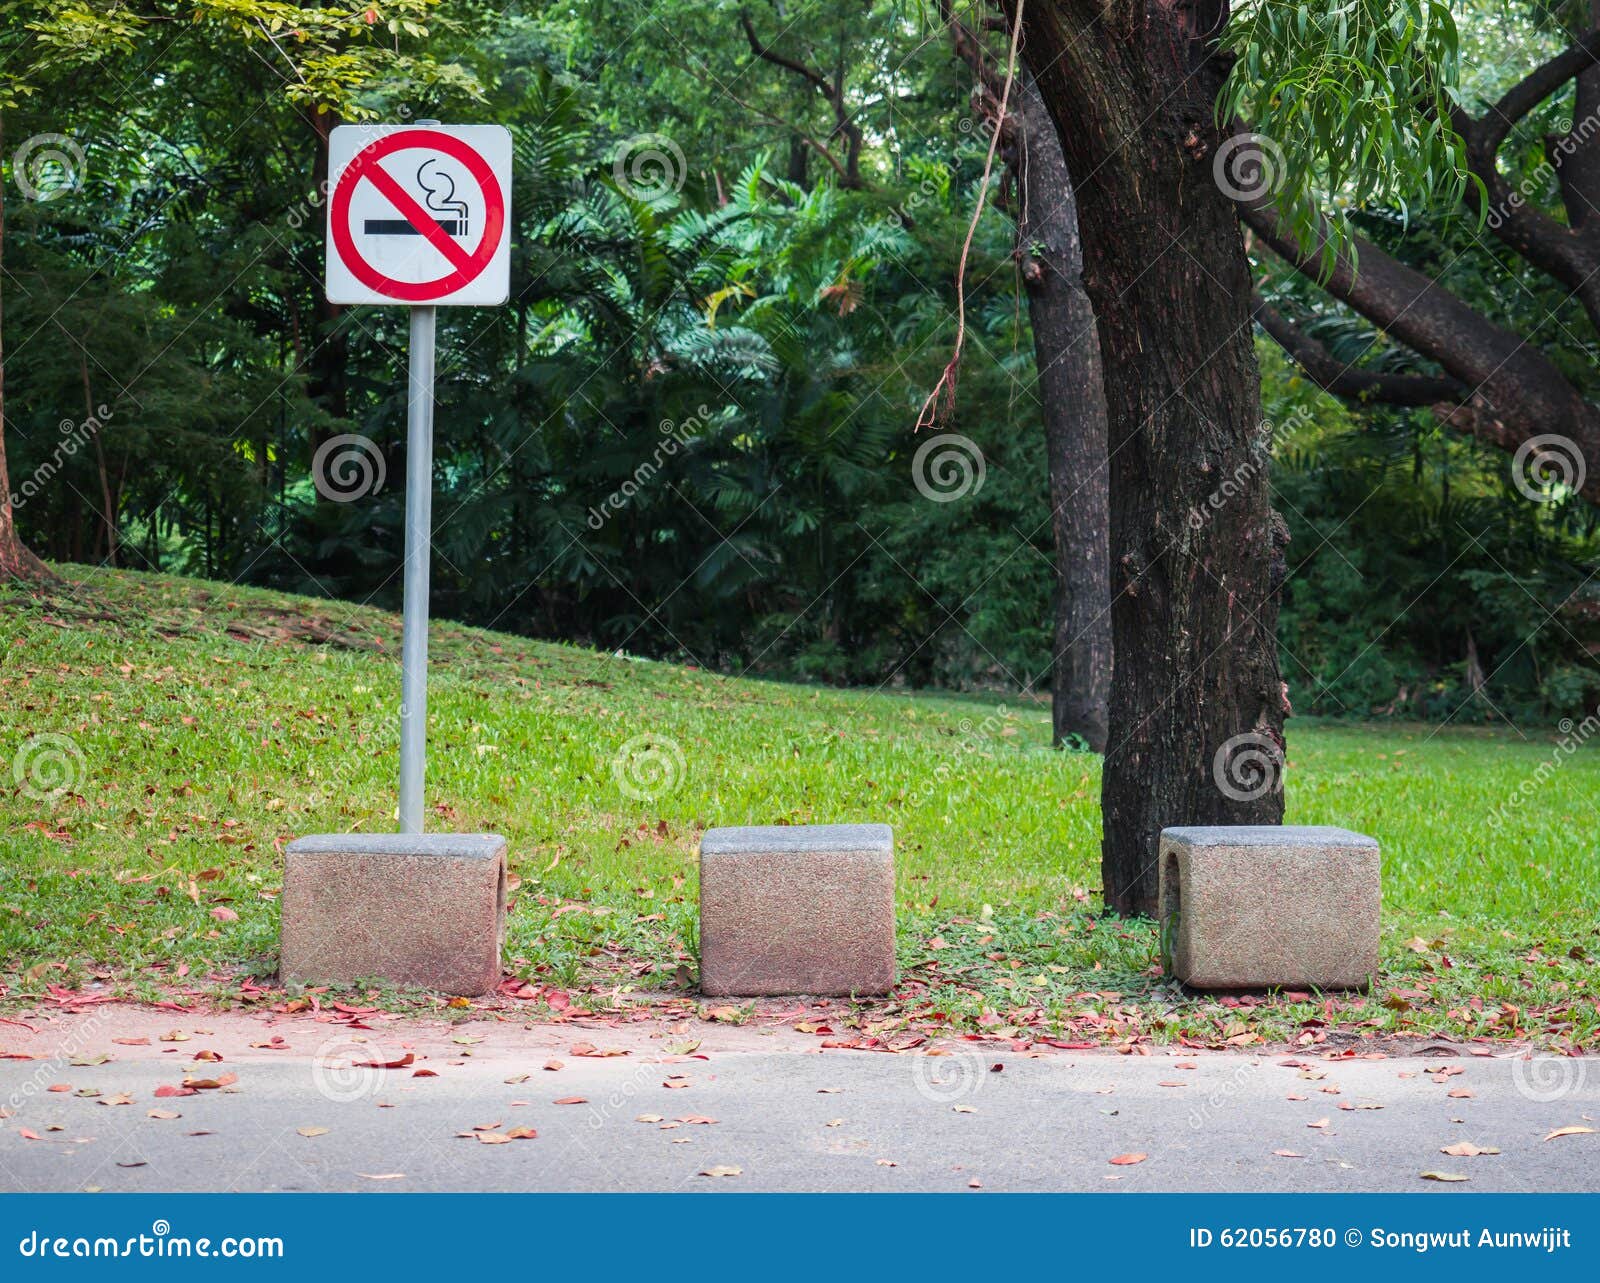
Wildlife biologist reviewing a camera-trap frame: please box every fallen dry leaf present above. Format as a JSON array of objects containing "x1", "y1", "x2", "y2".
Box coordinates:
[
  {"x1": 542, "y1": 1060, "x2": 563, "y2": 1072},
  {"x1": 476, "y1": 1132, "x2": 511, "y2": 1145},
  {"x1": 635, "y1": 1114, "x2": 664, "y2": 1123},
  {"x1": 1108, "y1": 1153, "x2": 1147, "y2": 1166},
  {"x1": 355, "y1": 1053, "x2": 413, "y2": 1070},
  {"x1": 296, "y1": 1126, "x2": 329, "y2": 1138},
  {"x1": 1544, "y1": 1126, "x2": 1595, "y2": 1141},
  {"x1": 99, "y1": 1094, "x2": 134, "y2": 1107},
  {"x1": 554, "y1": 1096, "x2": 588, "y2": 1106},
  {"x1": 952, "y1": 1104, "x2": 976, "y2": 1114},
  {"x1": 1440, "y1": 1141, "x2": 1500, "y2": 1157},
  {"x1": 698, "y1": 1165, "x2": 741, "y2": 1177},
  {"x1": 506, "y1": 1127, "x2": 538, "y2": 1140},
  {"x1": 359, "y1": 1173, "x2": 405, "y2": 1180},
  {"x1": 1307, "y1": 1118, "x2": 1330, "y2": 1129},
  {"x1": 1272, "y1": 1149, "x2": 1305, "y2": 1158},
  {"x1": 1420, "y1": 1170, "x2": 1469, "y2": 1182},
  {"x1": 147, "y1": 1109, "x2": 181, "y2": 1120}
]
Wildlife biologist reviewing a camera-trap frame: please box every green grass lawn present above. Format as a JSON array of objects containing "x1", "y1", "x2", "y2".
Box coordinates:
[{"x1": 2, "y1": 564, "x2": 1595, "y2": 1050}]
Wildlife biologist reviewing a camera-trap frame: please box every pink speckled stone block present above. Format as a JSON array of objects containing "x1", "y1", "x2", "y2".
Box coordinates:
[
  {"x1": 699, "y1": 824, "x2": 896, "y2": 996},
  {"x1": 281, "y1": 833, "x2": 506, "y2": 996},
  {"x1": 1158, "y1": 826, "x2": 1380, "y2": 991}
]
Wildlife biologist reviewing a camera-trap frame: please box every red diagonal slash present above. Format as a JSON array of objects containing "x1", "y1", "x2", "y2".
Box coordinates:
[{"x1": 357, "y1": 157, "x2": 474, "y2": 273}]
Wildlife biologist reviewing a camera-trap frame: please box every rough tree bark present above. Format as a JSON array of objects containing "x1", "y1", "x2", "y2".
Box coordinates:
[
  {"x1": 0, "y1": 116, "x2": 52, "y2": 582},
  {"x1": 1013, "y1": 78, "x2": 1112, "y2": 750},
  {"x1": 1017, "y1": 0, "x2": 1288, "y2": 915},
  {"x1": 946, "y1": 11, "x2": 1111, "y2": 749}
]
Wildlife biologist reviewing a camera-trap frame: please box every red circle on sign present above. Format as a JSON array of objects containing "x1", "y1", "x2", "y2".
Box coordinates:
[{"x1": 330, "y1": 129, "x2": 506, "y2": 303}]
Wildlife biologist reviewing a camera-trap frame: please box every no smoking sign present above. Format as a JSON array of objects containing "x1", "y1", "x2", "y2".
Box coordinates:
[{"x1": 325, "y1": 124, "x2": 511, "y2": 306}]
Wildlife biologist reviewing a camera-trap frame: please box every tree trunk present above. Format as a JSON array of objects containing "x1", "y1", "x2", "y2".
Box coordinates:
[
  {"x1": 1013, "y1": 75, "x2": 1111, "y2": 751},
  {"x1": 0, "y1": 116, "x2": 51, "y2": 583},
  {"x1": 1019, "y1": 0, "x2": 1287, "y2": 915}
]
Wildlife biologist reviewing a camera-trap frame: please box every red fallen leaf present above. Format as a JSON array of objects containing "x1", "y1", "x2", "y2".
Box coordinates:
[
  {"x1": 1448, "y1": 1087, "x2": 1474, "y2": 1099},
  {"x1": 542, "y1": 1060, "x2": 563, "y2": 1072},
  {"x1": 506, "y1": 1127, "x2": 538, "y2": 1140},
  {"x1": 47, "y1": 1084, "x2": 71, "y2": 1093},
  {"x1": 553, "y1": 1096, "x2": 588, "y2": 1105},
  {"x1": 355, "y1": 1053, "x2": 414, "y2": 1070},
  {"x1": 1108, "y1": 1153, "x2": 1147, "y2": 1166},
  {"x1": 210, "y1": 906, "x2": 238, "y2": 923},
  {"x1": 569, "y1": 1043, "x2": 627, "y2": 1058},
  {"x1": 19, "y1": 1128, "x2": 42, "y2": 1140},
  {"x1": 154, "y1": 1084, "x2": 197, "y2": 1098},
  {"x1": 183, "y1": 1071, "x2": 237, "y2": 1090},
  {"x1": 192, "y1": 1049, "x2": 223, "y2": 1062},
  {"x1": 412, "y1": 1069, "x2": 438, "y2": 1078},
  {"x1": 112, "y1": 1037, "x2": 151, "y2": 1046},
  {"x1": 546, "y1": 991, "x2": 571, "y2": 1011},
  {"x1": 676, "y1": 1115, "x2": 718, "y2": 1125}
]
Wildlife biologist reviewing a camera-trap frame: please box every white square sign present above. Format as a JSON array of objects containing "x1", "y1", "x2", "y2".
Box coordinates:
[{"x1": 324, "y1": 123, "x2": 512, "y2": 306}]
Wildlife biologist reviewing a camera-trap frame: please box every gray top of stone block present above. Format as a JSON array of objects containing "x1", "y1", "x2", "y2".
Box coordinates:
[
  {"x1": 1161, "y1": 825, "x2": 1377, "y2": 848},
  {"x1": 287, "y1": 833, "x2": 507, "y2": 859},
  {"x1": 701, "y1": 823, "x2": 893, "y2": 856}
]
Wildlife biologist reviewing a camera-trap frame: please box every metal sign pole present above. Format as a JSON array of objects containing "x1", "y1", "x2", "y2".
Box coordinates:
[{"x1": 399, "y1": 304, "x2": 436, "y2": 834}]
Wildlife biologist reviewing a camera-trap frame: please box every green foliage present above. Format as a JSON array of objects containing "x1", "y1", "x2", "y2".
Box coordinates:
[
  {"x1": 1263, "y1": 343, "x2": 1600, "y2": 720},
  {"x1": 1220, "y1": 0, "x2": 1474, "y2": 263}
]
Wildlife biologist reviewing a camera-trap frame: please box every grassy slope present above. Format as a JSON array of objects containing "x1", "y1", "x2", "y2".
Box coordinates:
[{"x1": 2, "y1": 565, "x2": 1596, "y2": 1049}]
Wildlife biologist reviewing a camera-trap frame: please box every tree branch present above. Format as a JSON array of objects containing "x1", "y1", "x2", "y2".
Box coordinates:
[
  {"x1": 1476, "y1": 28, "x2": 1600, "y2": 155},
  {"x1": 1250, "y1": 293, "x2": 1464, "y2": 406},
  {"x1": 1243, "y1": 199, "x2": 1600, "y2": 500},
  {"x1": 738, "y1": 9, "x2": 864, "y2": 186}
]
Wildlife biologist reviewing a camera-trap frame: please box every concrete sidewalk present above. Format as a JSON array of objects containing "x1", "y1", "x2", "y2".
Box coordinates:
[{"x1": 0, "y1": 1008, "x2": 1593, "y2": 1193}]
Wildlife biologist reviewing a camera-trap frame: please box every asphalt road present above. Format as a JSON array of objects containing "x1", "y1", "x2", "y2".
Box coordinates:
[{"x1": 1, "y1": 1025, "x2": 1594, "y2": 1192}]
